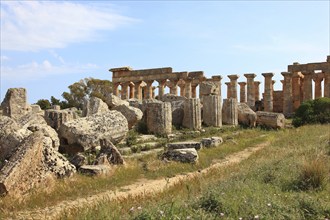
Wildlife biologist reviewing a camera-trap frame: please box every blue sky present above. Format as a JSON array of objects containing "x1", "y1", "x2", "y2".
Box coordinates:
[{"x1": 1, "y1": 1, "x2": 329, "y2": 103}]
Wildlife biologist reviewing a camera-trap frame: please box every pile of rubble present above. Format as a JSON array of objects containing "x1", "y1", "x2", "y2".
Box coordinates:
[{"x1": 0, "y1": 86, "x2": 285, "y2": 197}]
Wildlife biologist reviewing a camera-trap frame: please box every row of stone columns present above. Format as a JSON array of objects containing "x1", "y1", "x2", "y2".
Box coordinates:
[
  {"x1": 113, "y1": 79, "x2": 200, "y2": 100},
  {"x1": 224, "y1": 70, "x2": 329, "y2": 116}
]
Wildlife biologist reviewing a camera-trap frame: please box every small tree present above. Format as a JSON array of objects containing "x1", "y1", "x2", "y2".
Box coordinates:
[{"x1": 35, "y1": 99, "x2": 51, "y2": 110}]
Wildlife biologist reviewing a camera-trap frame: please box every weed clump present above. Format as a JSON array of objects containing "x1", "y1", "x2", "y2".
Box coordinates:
[{"x1": 294, "y1": 159, "x2": 328, "y2": 191}]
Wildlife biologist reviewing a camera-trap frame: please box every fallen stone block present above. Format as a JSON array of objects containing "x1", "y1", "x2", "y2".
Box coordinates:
[
  {"x1": 59, "y1": 110, "x2": 128, "y2": 153},
  {"x1": 162, "y1": 148, "x2": 198, "y2": 163},
  {"x1": 83, "y1": 97, "x2": 109, "y2": 117},
  {"x1": 256, "y1": 111, "x2": 285, "y2": 129},
  {"x1": 237, "y1": 103, "x2": 257, "y2": 127},
  {"x1": 79, "y1": 165, "x2": 112, "y2": 176},
  {"x1": 167, "y1": 141, "x2": 202, "y2": 151},
  {"x1": 114, "y1": 104, "x2": 143, "y2": 129},
  {"x1": 201, "y1": 137, "x2": 223, "y2": 148}
]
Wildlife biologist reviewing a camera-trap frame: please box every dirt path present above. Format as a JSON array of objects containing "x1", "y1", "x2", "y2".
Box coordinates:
[{"x1": 11, "y1": 143, "x2": 268, "y2": 220}]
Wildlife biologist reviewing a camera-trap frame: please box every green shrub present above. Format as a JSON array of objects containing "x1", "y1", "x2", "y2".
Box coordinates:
[
  {"x1": 126, "y1": 130, "x2": 138, "y2": 146},
  {"x1": 292, "y1": 97, "x2": 330, "y2": 127}
]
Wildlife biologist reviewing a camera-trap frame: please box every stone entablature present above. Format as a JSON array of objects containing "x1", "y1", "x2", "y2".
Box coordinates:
[{"x1": 110, "y1": 67, "x2": 220, "y2": 100}]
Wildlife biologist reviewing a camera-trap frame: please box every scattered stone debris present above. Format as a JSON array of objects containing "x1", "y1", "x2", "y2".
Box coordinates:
[
  {"x1": 167, "y1": 142, "x2": 202, "y2": 151},
  {"x1": 162, "y1": 148, "x2": 198, "y2": 163},
  {"x1": 201, "y1": 137, "x2": 223, "y2": 148},
  {"x1": 237, "y1": 103, "x2": 257, "y2": 127}
]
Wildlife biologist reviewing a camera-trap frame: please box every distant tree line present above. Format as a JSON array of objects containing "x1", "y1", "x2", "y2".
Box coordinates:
[{"x1": 35, "y1": 78, "x2": 113, "y2": 110}]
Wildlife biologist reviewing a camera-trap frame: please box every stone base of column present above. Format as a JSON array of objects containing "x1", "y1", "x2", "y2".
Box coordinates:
[
  {"x1": 183, "y1": 98, "x2": 202, "y2": 130},
  {"x1": 146, "y1": 102, "x2": 172, "y2": 135},
  {"x1": 202, "y1": 95, "x2": 222, "y2": 127},
  {"x1": 222, "y1": 98, "x2": 238, "y2": 126}
]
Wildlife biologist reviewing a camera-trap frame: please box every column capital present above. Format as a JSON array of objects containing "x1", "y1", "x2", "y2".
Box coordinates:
[
  {"x1": 244, "y1": 73, "x2": 256, "y2": 79},
  {"x1": 145, "y1": 80, "x2": 154, "y2": 85},
  {"x1": 254, "y1": 81, "x2": 261, "y2": 85},
  {"x1": 225, "y1": 82, "x2": 231, "y2": 86},
  {"x1": 262, "y1": 72, "x2": 274, "y2": 78},
  {"x1": 238, "y1": 82, "x2": 246, "y2": 86},
  {"x1": 301, "y1": 70, "x2": 313, "y2": 76},
  {"x1": 281, "y1": 71, "x2": 292, "y2": 77},
  {"x1": 212, "y1": 75, "x2": 222, "y2": 81},
  {"x1": 228, "y1": 74, "x2": 239, "y2": 80}
]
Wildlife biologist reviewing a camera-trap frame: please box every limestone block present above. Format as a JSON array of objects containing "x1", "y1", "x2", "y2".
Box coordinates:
[
  {"x1": 222, "y1": 98, "x2": 238, "y2": 126},
  {"x1": 97, "y1": 139, "x2": 125, "y2": 165},
  {"x1": 78, "y1": 165, "x2": 112, "y2": 176},
  {"x1": 0, "y1": 116, "x2": 32, "y2": 163},
  {"x1": 0, "y1": 131, "x2": 76, "y2": 197},
  {"x1": 162, "y1": 148, "x2": 198, "y2": 163},
  {"x1": 167, "y1": 141, "x2": 202, "y2": 151},
  {"x1": 256, "y1": 111, "x2": 285, "y2": 129},
  {"x1": 202, "y1": 95, "x2": 222, "y2": 127},
  {"x1": 201, "y1": 137, "x2": 223, "y2": 148},
  {"x1": 26, "y1": 124, "x2": 60, "y2": 151},
  {"x1": 200, "y1": 82, "x2": 220, "y2": 96},
  {"x1": 69, "y1": 153, "x2": 87, "y2": 168},
  {"x1": 1, "y1": 88, "x2": 30, "y2": 121},
  {"x1": 58, "y1": 110, "x2": 128, "y2": 152},
  {"x1": 160, "y1": 94, "x2": 187, "y2": 102},
  {"x1": 237, "y1": 103, "x2": 257, "y2": 127},
  {"x1": 104, "y1": 93, "x2": 129, "y2": 108},
  {"x1": 183, "y1": 98, "x2": 202, "y2": 130},
  {"x1": 146, "y1": 102, "x2": 172, "y2": 135},
  {"x1": 114, "y1": 104, "x2": 143, "y2": 129},
  {"x1": 30, "y1": 104, "x2": 42, "y2": 113},
  {"x1": 83, "y1": 97, "x2": 109, "y2": 117},
  {"x1": 45, "y1": 109, "x2": 77, "y2": 131}
]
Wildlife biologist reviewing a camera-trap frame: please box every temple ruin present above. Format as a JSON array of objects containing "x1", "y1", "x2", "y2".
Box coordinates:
[{"x1": 110, "y1": 55, "x2": 330, "y2": 117}]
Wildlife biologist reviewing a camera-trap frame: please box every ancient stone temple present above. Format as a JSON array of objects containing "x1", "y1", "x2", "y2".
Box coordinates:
[{"x1": 110, "y1": 67, "x2": 221, "y2": 100}]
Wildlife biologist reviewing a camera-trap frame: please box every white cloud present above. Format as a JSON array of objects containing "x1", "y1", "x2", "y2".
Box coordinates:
[
  {"x1": 1, "y1": 60, "x2": 99, "y2": 81},
  {"x1": 0, "y1": 55, "x2": 10, "y2": 61},
  {"x1": 1, "y1": 1, "x2": 137, "y2": 51}
]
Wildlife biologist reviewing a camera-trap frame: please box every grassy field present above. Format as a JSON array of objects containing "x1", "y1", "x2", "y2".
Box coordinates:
[
  {"x1": 1, "y1": 124, "x2": 329, "y2": 220},
  {"x1": 67, "y1": 124, "x2": 329, "y2": 220}
]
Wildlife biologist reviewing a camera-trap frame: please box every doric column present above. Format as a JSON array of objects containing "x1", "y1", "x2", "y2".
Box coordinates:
[
  {"x1": 254, "y1": 81, "x2": 261, "y2": 101},
  {"x1": 313, "y1": 73, "x2": 323, "y2": 99},
  {"x1": 228, "y1": 74, "x2": 239, "y2": 100},
  {"x1": 244, "y1": 73, "x2": 256, "y2": 109},
  {"x1": 225, "y1": 82, "x2": 231, "y2": 98},
  {"x1": 133, "y1": 81, "x2": 143, "y2": 100},
  {"x1": 262, "y1": 72, "x2": 274, "y2": 112},
  {"x1": 129, "y1": 83, "x2": 135, "y2": 99},
  {"x1": 178, "y1": 82, "x2": 185, "y2": 97},
  {"x1": 191, "y1": 84, "x2": 198, "y2": 98},
  {"x1": 145, "y1": 80, "x2": 154, "y2": 99},
  {"x1": 324, "y1": 70, "x2": 330, "y2": 98},
  {"x1": 157, "y1": 80, "x2": 167, "y2": 99},
  {"x1": 169, "y1": 79, "x2": 178, "y2": 95},
  {"x1": 121, "y1": 82, "x2": 130, "y2": 100},
  {"x1": 281, "y1": 72, "x2": 293, "y2": 117},
  {"x1": 292, "y1": 72, "x2": 302, "y2": 111},
  {"x1": 301, "y1": 71, "x2": 313, "y2": 101},
  {"x1": 184, "y1": 79, "x2": 192, "y2": 98},
  {"x1": 238, "y1": 82, "x2": 246, "y2": 103},
  {"x1": 113, "y1": 83, "x2": 120, "y2": 96},
  {"x1": 212, "y1": 75, "x2": 222, "y2": 96}
]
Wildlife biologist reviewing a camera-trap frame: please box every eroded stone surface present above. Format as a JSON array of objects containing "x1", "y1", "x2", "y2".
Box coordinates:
[
  {"x1": 0, "y1": 131, "x2": 75, "y2": 197},
  {"x1": 162, "y1": 148, "x2": 198, "y2": 163},
  {"x1": 167, "y1": 142, "x2": 202, "y2": 150},
  {"x1": 114, "y1": 104, "x2": 143, "y2": 129},
  {"x1": 146, "y1": 102, "x2": 172, "y2": 135},
  {"x1": 83, "y1": 97, "x2": 109, "y2": 117},
  {"x1": 237, "y1": 103, "x2": 257, "y2": 127},
  {"x1": 202, "y1": 95, "x2": 222, "y2": 127},
  {"x1": 58, "y1": 111, "x2": 128, "y2": 152},
  {"x1": 256, "y1": 111, "x2": 285, "y2": 129},
  {"x1": 222, "y1": 98, "x2": 238, "y2": 126},
  {"x1": 45, "y1": 109, "x2": 77, "y2": 131},
  {"x1": 183, "y1": 98, "x2": 202, "y2": 130},
  {"x1": 1, "y1": 88, "x2": 30, "y2": 121},
  {"x1": 201, "y1": 137, "x2": 223, "y2": 148},
  {"x1": 200, "y1": 81, "x2": 220, "y2": 96},
  {"x1": 79, "y1": 165, "x2": 111, "y2": 176}
]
